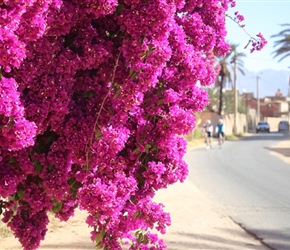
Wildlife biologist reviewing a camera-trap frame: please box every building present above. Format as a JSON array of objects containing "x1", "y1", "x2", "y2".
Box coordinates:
[{"x1": 243, "y1": 89, "x2": 290, "y2": 121}]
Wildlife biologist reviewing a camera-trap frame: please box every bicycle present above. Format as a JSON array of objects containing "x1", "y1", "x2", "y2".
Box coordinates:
[
  {"x1": 217, "y1": 132, "x2": 224, "y2": 149},
  {"x1": 204, "y1": 132, "x2": 212, "y2": 150},
  {"x1": 203, "y1": 120, "x2": 213, "y2": 150},
  {"x1": 216, "y1": 119, "x2": 225, "y2": 149}
]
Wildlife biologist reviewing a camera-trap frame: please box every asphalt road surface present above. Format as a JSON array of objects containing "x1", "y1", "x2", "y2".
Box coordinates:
[{"x1": 185, "y1": 132, "x2": 290, "y2": 250}]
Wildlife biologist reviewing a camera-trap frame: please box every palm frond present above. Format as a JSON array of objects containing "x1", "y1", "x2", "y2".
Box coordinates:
[
  {"x1": 271, "y1": 24, "x2": 290, "y2": 38},
  {"x1": 272, "y1": 36, "x2": 290, "y2": 47},
  {"x1": 238, "y1": 68, "x2": 245, "y2": 76},
  {"x1": 275, "y1": 52, "x2": 290, "y2": 62},
  {"x1": 271, "y1": 24, "x2": 290, "y2": 63}
]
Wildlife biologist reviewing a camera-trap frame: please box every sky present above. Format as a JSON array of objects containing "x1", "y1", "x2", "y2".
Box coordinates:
[{"x1": 226, "y1": 0, "x2": 290, "y2": 73}]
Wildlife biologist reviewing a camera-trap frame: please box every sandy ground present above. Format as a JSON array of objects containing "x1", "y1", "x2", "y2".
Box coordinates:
[{"x1": 1, "y1": 135, "x2": 289, "y2": 250}]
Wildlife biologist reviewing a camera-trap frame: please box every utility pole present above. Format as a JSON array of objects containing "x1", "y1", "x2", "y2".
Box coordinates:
[
  {"x1": 256, "y1": 76, "x2": 260, "y2": 122},
  {"x1": 243, "y1": 88, "x2": 248, "y2": 132},
  {"x1": 233, "y1": 52, "x2": 237, "y2": 135},
  {"x1": 288, "y1": 75, "x2": 290, "y2": 97}
]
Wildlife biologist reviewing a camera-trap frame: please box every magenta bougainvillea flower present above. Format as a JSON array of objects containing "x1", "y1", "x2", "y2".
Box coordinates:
[{"x1": 0, "y1": 0, "x2": 266, "y2": 249}]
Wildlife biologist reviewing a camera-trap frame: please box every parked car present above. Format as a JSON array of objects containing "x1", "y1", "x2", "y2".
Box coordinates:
[
  {"x1": 256, "y1": 121, "x2": 270, "y2": 133},
  {"x1": 278, "y1": 120, "x2": 289, "y2": 132}
]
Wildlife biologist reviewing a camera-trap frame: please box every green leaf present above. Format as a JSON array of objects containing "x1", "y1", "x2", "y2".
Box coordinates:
[
  {"x1": 34, "y1": 160, "x2": 43, "y2": 173},
  {"x1": 151, "y1": 144, "x2": 158, "y2": 152},
  {"x1": 135, "y1": 230, "x2": 141, "y2": 238},
  {"x1": 95, "y1": 129, "x2": 102, "y2": 140},
  {"x1": 68, "y1": 177, "x2": 81, "y2": 197},
  {"x1": 129, "y1": 68, "x2": 138, "y2": 79},
  {"x1": 140, "y1": 44, "x2": 156, "y2": 60},
  {"x1": 48, "y1": 165, "x2": 55, "y2": 173},
  {"x1": 157, "y1": 99, "x2": 163, "y2": 105},
  {"x1": 9, "y1": 157, "x2": 16, "y2": 165},
  {"x1": 52, "y1": 200, "x2": 63, "y2": 213},
  {"x1": 133, "y1": 210, "x2": 140, "y2": 219},
  {"x1": 145, "y1": 144, "x2": 151, "y2": 153},
  {"x1": 113, "y1": 84, "x2": 121, "y2": 98},
  {"x1": 94, "y1": 227, "x2": 106, "y2": 249},
  {"x1": 7, "y1": 116, "x2": 15, "y2": 128},
  {"x1": 135, "y1": 230, "x2": 148, "y2": 244},
  {"x1": 115, "y1": 3, "x2": 124, "y2": 16},
  {"x1": 16, "y1": 189, "x2": 24, "y2": 200},
  {"x1": 83, "y1": 90, "x2": 95, "y2": 99},
  {"x1": 133, "y1": 148, "x2": 140, "y2": 154}
]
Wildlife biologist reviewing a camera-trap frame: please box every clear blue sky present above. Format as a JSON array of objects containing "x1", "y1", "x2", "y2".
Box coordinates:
[{"x1": 226, "y1": 0, "x2": 290, "y2": 73}]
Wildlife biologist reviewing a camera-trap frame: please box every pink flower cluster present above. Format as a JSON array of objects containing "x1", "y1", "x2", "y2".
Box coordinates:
[
  {"x1": 227, "y1": 10, "x2": 267, "y2": 52},
  {"x1": 250, "y1": 32, "x2": 267, "y2": 53},
  {"x1": 0, "y1": 77, "x2": 36, "y2": 151},
  {"x1": 0, "y1": 0, "x2": 261, "y2": 249}
]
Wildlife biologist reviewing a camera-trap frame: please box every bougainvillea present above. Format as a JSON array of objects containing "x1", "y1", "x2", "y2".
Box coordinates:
[{"x1": 0, "y1": 0, "x2": 266, "y2": 249}]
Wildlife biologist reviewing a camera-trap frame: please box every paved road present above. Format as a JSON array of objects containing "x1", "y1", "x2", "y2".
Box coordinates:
[{"x1": 185, "y1": 132, "x2": 290, "y2": 250}]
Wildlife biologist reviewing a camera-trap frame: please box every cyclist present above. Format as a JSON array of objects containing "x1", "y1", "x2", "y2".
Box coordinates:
[
  {"x1": 216, "y1": 118, "x2": 225, "y2": 147},
  {"x1": 203, "y1": 119, "x2": 213, "y2": 149}
]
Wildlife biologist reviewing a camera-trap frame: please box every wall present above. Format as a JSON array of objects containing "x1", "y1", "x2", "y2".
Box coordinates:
[
  {"x1": 198, "y1": 112, "x2": 248, "y2": 135},
  {"x1": 247, "y1": 108, "x2": 257, "y2": 132},
  {"x1": 280, "y1": 102, "x2": 289, "y2": 112},
  {"x1": 267, "y1": 117, "x2": 289, "y2": 132},
  {"x1": 223, "y1": 113, "x2": 247, "y2": 135}
]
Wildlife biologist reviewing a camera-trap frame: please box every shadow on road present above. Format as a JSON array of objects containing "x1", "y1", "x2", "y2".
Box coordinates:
[
  {"x1": 166, "y1": 227, "x2": 290, "y2": 250},
  {"x1": 239, "y1": 132, "x2": 290, "y2": 142},
  {"x1": 165, "y1": 229, "x2": 268, "y2": 250},
  {"x1": 265, "y1": 147, "x2": 290, "y2": 158}
]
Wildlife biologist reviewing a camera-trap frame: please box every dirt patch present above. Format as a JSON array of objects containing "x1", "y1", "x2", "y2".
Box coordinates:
[{"x1": 0, "y1": 209, "x2": 94, "y2": 250}]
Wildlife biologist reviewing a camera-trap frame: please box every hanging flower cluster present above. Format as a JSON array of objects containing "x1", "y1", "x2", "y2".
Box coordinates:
[{"x1": 0, "y1": 0, "x2": 265, "y2": 249}]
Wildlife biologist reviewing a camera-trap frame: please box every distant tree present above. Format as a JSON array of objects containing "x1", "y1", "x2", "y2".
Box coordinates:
[
  {"x1": 230, "y1": 44, "x2": 246, "y2": 76},
  {"x1": 205, "y1": 87, "x2": 219, "y2": 112},
  {"x1": 271, "y1": 24, "x2": 290, "y2": 64},
  {"x1": 216, "y1": 53, "x2": 232, "y2": 115},
  {"x1": 215, "y1": 43, "x2": 246, "y2": 115}
]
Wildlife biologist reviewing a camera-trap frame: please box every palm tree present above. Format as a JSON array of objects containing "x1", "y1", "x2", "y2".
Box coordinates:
[
  {"x1": 216, "y1": 57, "x2": 231, "y2": 115},
  {"x1": 271, "y1": 24, "x2": 290, "y2": 64},
  {"x1": 215, "y1": 43, "x2": 246, "y2": 115}
]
